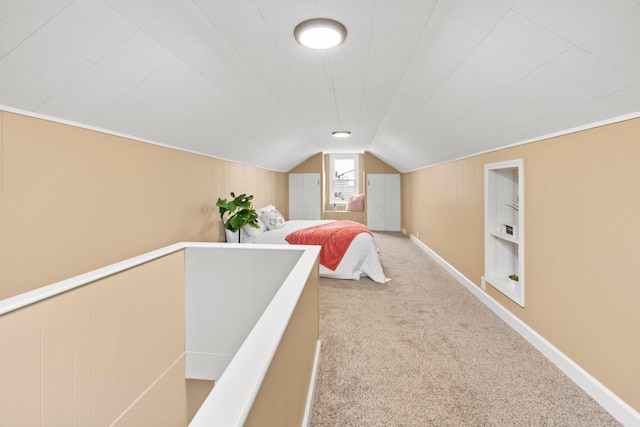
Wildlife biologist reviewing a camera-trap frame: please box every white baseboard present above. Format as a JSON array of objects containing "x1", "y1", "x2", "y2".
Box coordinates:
[
  {"x1": 303, "y1": 340, "x2": 322, "y2": 427},
  {"x1": 410, "y1": 234, "x2": 640, "y2": 426}
]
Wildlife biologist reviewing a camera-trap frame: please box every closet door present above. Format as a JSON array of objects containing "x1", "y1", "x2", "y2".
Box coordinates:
[
  {"x1": 289, "y1": 173, "x2": 321, "y2": 220},
  {"x1": 367, "y1": 174, "x2": 400, "y2": 231}
]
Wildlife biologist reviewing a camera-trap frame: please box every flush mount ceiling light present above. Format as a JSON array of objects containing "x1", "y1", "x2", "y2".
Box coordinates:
[
  {"x1": 294, "y1": 18, "x2": 347, "y2": 49},
  {"x1": 332, "y1": 131, "x2": 351, "y2": 138}
]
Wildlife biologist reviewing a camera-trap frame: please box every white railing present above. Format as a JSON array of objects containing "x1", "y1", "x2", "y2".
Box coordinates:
[
  {"x1": 186, "y1": 243, "x2": 320, "y2": 426},
  {"x1": 0, "y1": 242, "x2": 321, "y2": 427}
]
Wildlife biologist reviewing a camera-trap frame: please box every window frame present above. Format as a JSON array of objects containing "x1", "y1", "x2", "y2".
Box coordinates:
[{"x1": 329, "y1": 153, "x2": 360, "y2": 206}]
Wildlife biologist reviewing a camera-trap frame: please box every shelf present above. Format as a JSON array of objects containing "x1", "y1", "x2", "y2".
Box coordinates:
[
  {"x1": 489, "y1": 231, "x2": 519, "y2": 244},
  {"x1": 484, "y1": 275, "x2": 521, "y2": 301},
  {"x1": 484, "y1": 159, "x2": 524, "y2": 307}
]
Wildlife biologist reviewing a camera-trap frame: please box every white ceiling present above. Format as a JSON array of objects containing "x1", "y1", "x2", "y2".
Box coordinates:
[{"x1": 1, "y1": 0, "x2": 639, "y2": 172}]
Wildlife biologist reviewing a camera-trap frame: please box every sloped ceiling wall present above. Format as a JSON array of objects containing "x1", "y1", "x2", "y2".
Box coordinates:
[{"x1": 0, "y1": 1, "x2": 639, "y2": 172}]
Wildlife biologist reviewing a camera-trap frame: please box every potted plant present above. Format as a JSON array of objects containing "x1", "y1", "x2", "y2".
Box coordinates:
[
  {"x1": 508, "y1": 274, "x2": 519, "y2": 289},
  {"x1": 216, "y1": 192, "x2": 260, "y2": 243}
]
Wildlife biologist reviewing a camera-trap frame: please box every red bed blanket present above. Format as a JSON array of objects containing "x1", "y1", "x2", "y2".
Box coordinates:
[{"x1": 285, "y1": 220, "x2": 371, "y2": 270}]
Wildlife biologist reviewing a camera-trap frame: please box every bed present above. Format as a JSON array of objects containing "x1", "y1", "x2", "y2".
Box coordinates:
[{"x1": 227, "y1": 205, "x2": 390, "y2": 283}]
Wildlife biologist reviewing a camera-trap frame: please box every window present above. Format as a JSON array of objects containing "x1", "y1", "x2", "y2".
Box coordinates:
[{"x1": 329, "y1": 153, "x2": 359, "y2": 206}]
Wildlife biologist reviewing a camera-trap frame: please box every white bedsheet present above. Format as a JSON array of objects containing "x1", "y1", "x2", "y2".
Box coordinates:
[{"x1": 244, "y1": 220, "x2": 390, "y2": 283}]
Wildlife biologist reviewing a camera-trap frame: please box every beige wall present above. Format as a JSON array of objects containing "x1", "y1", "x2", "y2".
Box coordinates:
[
  {"x1": 0, "y1": 111, "x2": 287, "y2": 300},
  {"x1": 364, "y1": 151, "x2": 400, "y2": 174},
  {"x1": 288, "y1": 152, "x2": 323, "y2": 174},
  {"x1": 0, "y1": 251, "x2": 187, "y2": 426},
  {"x1": 401, "y1": 117, "x2": 640, "y2": 412}
]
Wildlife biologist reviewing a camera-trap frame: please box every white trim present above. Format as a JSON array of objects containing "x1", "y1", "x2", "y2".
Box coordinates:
[
  {"x1": 0, "y1": 242, "x2": 316, "y2": 316},
  {"x1": 0, "y1": 105, "x2": 286, "y2": 172},
  {"x1": 189, "y1": 245, "x2": 321, "y2": 426},
  {"x1": 329, "y1": 153, "x2": 360, "y2": 206},
  {"x1": 303, "y1": 340, "x2": 322, "y2": 427},
  {"x1": 484, "y1": 159, "x2": 525, "y2": 306},
  {"x1": 410, "y1": 234, "x2": 640, "y2": 426},
  {"x1": 0, "y1": 241, "x2": 321, "y2": 427},
  {"x1": 5, "y1": 104, "x2": 639, "y2": 176},
  {"x1": 403, "y1": 110, "x2": 640, "y2": 173},
  {"x1": 0, "y1": 242, "x2": 186, "y2": 316},
  {"x1": 0, "y1": 242, "x2": 309, "y2": 316}
]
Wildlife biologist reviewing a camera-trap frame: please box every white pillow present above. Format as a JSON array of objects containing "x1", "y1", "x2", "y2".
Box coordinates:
[
  {"x1": 257, "y1": 204, "x2": 276, "y2": 214},
  {"x1": 260, "y1": 208, "x2": 285, "y2": 230},
  {"x1": 243, "y1": 216, "x2": 268, "y2": 237}
]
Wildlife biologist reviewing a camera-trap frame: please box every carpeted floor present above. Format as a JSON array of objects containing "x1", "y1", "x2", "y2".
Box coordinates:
[{"x1": 310, "y1": 231, "x2": 620, "y2": 427}]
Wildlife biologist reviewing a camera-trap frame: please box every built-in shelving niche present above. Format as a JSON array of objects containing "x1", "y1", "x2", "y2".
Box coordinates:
[{"x1": 483, "y1": 159, "x2": 524, "y2": 306}]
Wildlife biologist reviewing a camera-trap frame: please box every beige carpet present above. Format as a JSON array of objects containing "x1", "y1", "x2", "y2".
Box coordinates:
[{"x1": 310, "y1": 232, "x2": 620, "y2": 427}]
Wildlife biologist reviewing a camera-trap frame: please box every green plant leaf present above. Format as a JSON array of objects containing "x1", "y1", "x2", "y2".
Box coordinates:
[
  {"x1": 216, "y1": 198, "x2": 235, "y2": 215},
  {"x1": 216, "y1": 192, "x2": 259, "y2": 235}
]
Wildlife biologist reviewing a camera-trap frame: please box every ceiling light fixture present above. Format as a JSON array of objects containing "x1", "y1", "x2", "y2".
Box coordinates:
[
  {"x1": 294, "y1": 18, "x2": 347, "y2": 49},
  {"x1": 332, "y1": 131, "x2": 351, "y2": 138}
]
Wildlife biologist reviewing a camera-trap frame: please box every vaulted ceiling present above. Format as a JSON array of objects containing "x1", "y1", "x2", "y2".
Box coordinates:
[{"x1": 1, "y1": 0, "x2": 639, "y2": 172}]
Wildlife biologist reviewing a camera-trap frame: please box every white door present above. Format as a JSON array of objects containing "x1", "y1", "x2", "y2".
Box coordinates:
[
  {"x1": 367, "y1": 174, "x2": 400, "y2": 231},
  {"x1": 289, "y1": 173, "x2": 321, "y2": 220}
]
